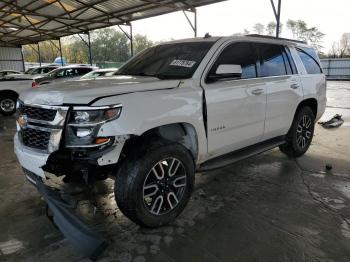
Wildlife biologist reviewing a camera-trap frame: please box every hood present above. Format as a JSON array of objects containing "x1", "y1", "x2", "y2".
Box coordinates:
[{"x1": 20, "y1": 75, "x2": 180, "y2": 105}]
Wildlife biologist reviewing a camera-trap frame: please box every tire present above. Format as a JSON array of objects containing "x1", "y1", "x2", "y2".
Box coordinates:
[
  {"x1": 279, "y1": 106, "x2": 315, "y2": 157},
  {"x1": 0, "y1": 95, "x2": 17, "y2": 116},
  {"x1": 115, "y1": 139, "x2": 195, "y2": 228}
]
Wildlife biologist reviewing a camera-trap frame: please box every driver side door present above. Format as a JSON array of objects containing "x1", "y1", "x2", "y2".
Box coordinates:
[{"x1": 201, "y1": 42, "x2": 267, "y2": 158}]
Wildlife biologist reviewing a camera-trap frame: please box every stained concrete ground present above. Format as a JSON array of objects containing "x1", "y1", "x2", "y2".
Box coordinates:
[{"x1": 1, "y1": 81, "x2": 350, "y2": 262}]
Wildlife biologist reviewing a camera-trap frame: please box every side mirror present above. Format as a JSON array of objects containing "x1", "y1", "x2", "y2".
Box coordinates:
[{"x1": 208, "y1": 64, "x2": 242, "y2": 82}]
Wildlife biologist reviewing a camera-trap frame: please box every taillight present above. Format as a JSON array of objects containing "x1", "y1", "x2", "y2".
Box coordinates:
[{"x1": 32, "y1": 81, "x2": 39, "y2": 88}]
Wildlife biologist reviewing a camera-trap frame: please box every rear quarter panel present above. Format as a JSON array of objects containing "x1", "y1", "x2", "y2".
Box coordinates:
[{"x1": 290, "y1": 47, "x2": 327, "y2": 121}]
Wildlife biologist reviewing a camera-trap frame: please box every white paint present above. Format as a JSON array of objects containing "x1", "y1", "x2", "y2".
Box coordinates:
[{"x1": 0, "y1": 239, "x2": 24, "y2": 255}]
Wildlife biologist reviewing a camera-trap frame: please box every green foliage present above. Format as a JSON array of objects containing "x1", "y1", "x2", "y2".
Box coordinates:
[
  {"x1": 286, "y1": 19, "x2": 325, "y2": 51},
  {"x1": 133, "y1": 34, "x2": 154, "y2": 55},
  {"x1": 91, "y1": 28, "x2": 130, "y2": 62},
  {"x1": 23, "y1": 27, "x2": 154, "y2": 64}
]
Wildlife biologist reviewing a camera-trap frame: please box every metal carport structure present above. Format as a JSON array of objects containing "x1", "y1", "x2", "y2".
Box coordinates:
[{"x1": 0, "y1": 0, "x2": 282, "y2": 67}]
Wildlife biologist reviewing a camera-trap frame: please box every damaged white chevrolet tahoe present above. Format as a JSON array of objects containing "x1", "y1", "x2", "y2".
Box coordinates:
[{"x1": 14, "y1": 35, "x2": 326, "y2": 228}]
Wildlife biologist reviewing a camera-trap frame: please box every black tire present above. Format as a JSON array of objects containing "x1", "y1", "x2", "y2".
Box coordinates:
[
  {"x1": 115, "y1": 139, "x2": 195, "y2": 228},
  {"x1": 0, "y1": 95, "x2": 17, "y2": 116},
  {"x1": 279, "y1": 106, "x2": 315, "y2": 157}
]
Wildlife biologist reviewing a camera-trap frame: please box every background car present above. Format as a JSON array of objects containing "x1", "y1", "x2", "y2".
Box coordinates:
[
  {"x1": 0, "y1": 70, "x2": 22, "y2": 80},
  {"x1": 80, "y1": 68, "x2": 118, "y2": 79},
  {"x1": 4, "y1": 65, "x2": 59, "y2": 80},
  {"x1": 32, "y1": 65, "x2": 98, "y2": 87}
]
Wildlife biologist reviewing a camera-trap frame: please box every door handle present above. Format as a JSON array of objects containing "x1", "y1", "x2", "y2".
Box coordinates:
[
  {"x1": 251, "y1": 88, "x2": 264, "y2": 95},
  {"x1": 290, "y1": 83, "x2": 299, "y2": 89}
]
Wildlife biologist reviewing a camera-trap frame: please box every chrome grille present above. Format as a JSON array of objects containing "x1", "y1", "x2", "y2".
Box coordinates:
[
  {"x1": 21, "y1": 106, "x2": 57, "y2": 121},
  {"x1": 21, "y1": 128, "x2": 51, "y2": 150}
]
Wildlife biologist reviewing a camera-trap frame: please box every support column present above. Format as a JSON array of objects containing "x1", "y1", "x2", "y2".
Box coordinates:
[
  {"x1": 194, "y1": 8, "x2": 197, "y2": 37},
  {"x1": 118, "y1": 23, "x2": 133, "y2": 58},
  {"x1": 58, "y1": 38, "x2": 63, "y2": 66},
  {"x1": 20, "y1": 45, "x2": 25, "y2": 72},
  {"x1": 37, "y1": 42, "x2": 42, "y2": 67},
  {"x1": 182, "y1": 8, "x2": 197, "y2": 37},
  {"x1": 270, "y1": 0, "x2": 282, "y2": 38},
  {"x1": 87, "y1": 31, "x2": 92, "y2": 65},
  {"x1": 129, "y1": 23, "x2": 133, "y2": 57}
]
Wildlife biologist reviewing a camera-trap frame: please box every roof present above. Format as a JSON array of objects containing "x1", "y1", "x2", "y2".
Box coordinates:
[{"x1": 0, "y1": 0, "x2": 226, "y2": 47}]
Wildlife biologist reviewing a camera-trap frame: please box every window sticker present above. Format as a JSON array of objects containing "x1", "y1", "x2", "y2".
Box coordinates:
[{"x1": 170, "y1": 60, "x2": 196, "y2": 68}]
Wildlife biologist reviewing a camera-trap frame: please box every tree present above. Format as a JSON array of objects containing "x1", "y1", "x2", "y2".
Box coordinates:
[
  {"x1": 63, "y1": 36, "x2": 88, "y2": 64},
  {"x1": 91, "y1": 28, "x2": 130, "y2": 62},
  {"x1": 253, "y1": 23, "x2": 265, "y2": 35},
  {"x1": 265, "y1": 21, "x2": 282, "y2": 36},
  {"x1": 286, "y1": 19, "x2": 325, "y2": 51},
  {"x1": 327, "y1": 33, "x2": 350, "y2": 58},
  {"x1": 339, "y1": 33, "x2": 350, "y2": 58},
  {"x1": 133, "y1": 34, "x2": 153, "y2": 55},
  {"x1": 22, "y1": 28, "x2": 157, "y2": 64}
]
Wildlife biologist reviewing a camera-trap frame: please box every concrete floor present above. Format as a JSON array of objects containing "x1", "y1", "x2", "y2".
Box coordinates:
[{"x1": 1, "y1": 81, "x2": 350, "y2": 262}]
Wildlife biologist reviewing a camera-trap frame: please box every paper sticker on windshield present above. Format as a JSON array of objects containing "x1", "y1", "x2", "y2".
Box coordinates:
[{"x1": 170, "y1": 60, "x2": 196, "y2": 68}]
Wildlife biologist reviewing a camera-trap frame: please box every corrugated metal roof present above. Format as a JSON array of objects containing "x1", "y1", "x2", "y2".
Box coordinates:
[{"x1": 0, "y1": 0, "x2": 226, "y2": 47}]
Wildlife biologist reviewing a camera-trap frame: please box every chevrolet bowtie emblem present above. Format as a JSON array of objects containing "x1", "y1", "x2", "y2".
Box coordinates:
[{"x1": 17, "y1": 114, "x2": 28, "y2": 129}]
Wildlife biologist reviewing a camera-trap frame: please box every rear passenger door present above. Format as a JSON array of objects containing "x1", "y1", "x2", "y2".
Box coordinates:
[
  {"x1": 255, "y1": 43, "x2": 303, "y2": 141},
  {"x1": 202, "y1": 42, "x2": 267, "y2": 157}
]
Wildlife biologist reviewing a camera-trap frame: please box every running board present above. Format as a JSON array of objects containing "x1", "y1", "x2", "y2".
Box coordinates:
[{"x1": 198, "y1": 136, "x2": 286, "y2": 172}]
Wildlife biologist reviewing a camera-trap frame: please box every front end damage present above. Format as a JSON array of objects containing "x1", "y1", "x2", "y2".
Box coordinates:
[{"x1": 14, "y1": 101, "x2": 129, "y2": 258}]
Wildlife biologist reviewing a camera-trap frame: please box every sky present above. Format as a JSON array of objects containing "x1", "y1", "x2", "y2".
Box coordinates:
[{"x1": 132, "y1": 0, "x2": 350, "y2": 53}]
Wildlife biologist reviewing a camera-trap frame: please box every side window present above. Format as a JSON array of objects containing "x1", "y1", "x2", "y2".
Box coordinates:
[
  {"x1": 257, "y1": 44, "x2": 286, "y2": 77},
  {"x1": 296, "y1": 48, "x2": 322, "y2": 74},
  {"x1": 77, "y1": 68, "x2": 92, "y2": 75},
  {"x1": 55, "y1": 69, "x2": 65, "y2": 77},
  {"x1": 207, "y1": 42, "x2": 257, "y2": 81},
  {"x1": 42, "y1": 68, "x2": 50, "y2": 74}
]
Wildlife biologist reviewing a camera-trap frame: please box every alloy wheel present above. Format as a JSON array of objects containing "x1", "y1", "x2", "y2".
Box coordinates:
[
  {"x1": 296, "y1": 115, "x2": 312, "y2": 149},
  {"x1": 0, "y1": 98, "x2": 15, "y2": 113},
  {"x1": 143, "y1": 158, "x2": 187, "y2": 215}
]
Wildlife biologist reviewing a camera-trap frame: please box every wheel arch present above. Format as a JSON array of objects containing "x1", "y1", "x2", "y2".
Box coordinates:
[
  {"x1": 121, "y1": 122, "x2": 199, "y2": 162},
  {"x1": 0, "y1": 89, "x2": 19, "y2": 99},
  {"x1": 296, "y1": 98, "x2": 318, "y2": 118}
]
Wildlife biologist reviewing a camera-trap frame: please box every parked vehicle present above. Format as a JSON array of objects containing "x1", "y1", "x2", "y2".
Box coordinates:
[
  {"x1": 15, "y1": 35, "x2": 326, "y2": 228},
  {"x1": 0, "y1": 70, "x2": 22, "y2": 80},
  {"x1": 32, "y1": 65, "x2": 97, "y2": 87},
  {"x1": 80, "y1": 68, "x2": 119, "y2": 79},
  {"x1": 54, "y1": 57, "x2": 67, "y2": 65},
  {"x1": 4, "y1": 65, "x2": 59, "y2": 80}
]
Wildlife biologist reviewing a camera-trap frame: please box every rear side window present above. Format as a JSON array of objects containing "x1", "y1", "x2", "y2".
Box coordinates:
[
  {"x1": 257, "y1": 44, "x2": 286, "y2": 77},
  {"x1": 296, "y1": 48, "x2": 322, "y2": 74},
  {"x1": 208, "y1": 42, "x2": 257, "y2": 80},
  {"x1": 77, "y1": 68, "x2": 92, "y2": 75}
]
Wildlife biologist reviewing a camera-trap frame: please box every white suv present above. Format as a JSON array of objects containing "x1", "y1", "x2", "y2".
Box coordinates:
[{"x1": 14, "y1": 35, "x2": 326, "y2": 228}]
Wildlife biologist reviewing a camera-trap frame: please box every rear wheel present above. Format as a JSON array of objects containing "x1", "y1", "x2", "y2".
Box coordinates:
[
  {"x1": 115, "y1": 139, "x2": 195, "y2": 227},
  {"x1": 0, "y1": 95, "x2": 17, "y2": 116},
  {"x1": 279, "y1": 106, "x2": 315, "y2": 157}
]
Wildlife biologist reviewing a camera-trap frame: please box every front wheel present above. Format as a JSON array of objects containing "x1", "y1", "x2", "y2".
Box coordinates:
[
  {"x1": 0, "y1": 95, "x2": 17, "y2": 116},
  {"x1": 115, "y1": 140, "x2": 195, "y2": 227},
  {"x1": 279, "y1": 106, "x2": 315, "y2": 157}
]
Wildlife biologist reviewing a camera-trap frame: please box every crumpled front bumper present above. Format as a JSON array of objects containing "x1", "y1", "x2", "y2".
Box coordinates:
[
  {"x1": 23, "y1": 169, "x2": 108, "y2": 259},
  {"x1": 14, "y1": 133, "x2": 48, "y2": 178}
]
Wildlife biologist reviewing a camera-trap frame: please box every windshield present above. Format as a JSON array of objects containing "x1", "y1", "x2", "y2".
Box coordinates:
[
  {"x1": 81, "y1": 70, "x2": 115, "y2": 79},
  {"x1": 116, "y1": 42, "x2": 214, "y2": 79},
  {"x1": 25, "y1": 68, "x2": 35, "y2": 74},
  {"x1": 47, "y1": 68, "x2": 63, "y2": 77},
  {"x1": 31, "y1": 67, "x2": 42, "y2": 74}
]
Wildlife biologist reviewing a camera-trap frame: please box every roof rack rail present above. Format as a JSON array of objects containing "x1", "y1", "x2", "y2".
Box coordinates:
[{"x1": 246, "y1": 34, "x2": 307, "y2": 44}]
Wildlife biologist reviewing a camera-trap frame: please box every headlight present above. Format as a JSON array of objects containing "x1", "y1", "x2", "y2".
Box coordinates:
[
  {"x1": 65, "y1": 105, "x2": 122, "y2": 148},
  {"x1": 71, "y1": 106, "x2": 122, "y2": 125}
]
